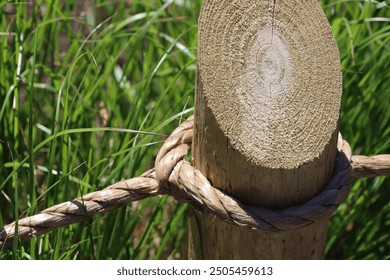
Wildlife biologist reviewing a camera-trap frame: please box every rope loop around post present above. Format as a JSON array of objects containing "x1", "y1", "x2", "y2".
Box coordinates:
[
  {"x1": 2, "y1": 115, "x2": 389, "y2": 249},
  {"x1": 154, "y1": 116, "x2": 353, "y2": 232}
]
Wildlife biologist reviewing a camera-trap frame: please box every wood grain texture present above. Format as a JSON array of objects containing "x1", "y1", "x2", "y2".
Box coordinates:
[
  {"x1": 189, "y1": 216, "x2": 329, "y2": 259},
  {"x1": 191, "y1": 0, "x2": 342, "y2": 259}
]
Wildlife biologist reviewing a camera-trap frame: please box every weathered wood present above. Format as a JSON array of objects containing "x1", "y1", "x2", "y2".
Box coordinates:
[{"x1": 191, "y1": 0, "x2": 342, "y2": 259}]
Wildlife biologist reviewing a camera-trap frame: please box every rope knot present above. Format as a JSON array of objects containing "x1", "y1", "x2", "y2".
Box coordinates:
[
  {"x1": 155, "y1": 116, "x2": 194, "y2": 203},
  {"x1": 154, "y1": 117, "x2": 354, "y2": 232}
]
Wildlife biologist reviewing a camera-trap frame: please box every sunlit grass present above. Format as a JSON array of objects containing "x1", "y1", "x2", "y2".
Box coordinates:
[{"x1": 0, "y1": 0, "x2": 198, "y2": 259}]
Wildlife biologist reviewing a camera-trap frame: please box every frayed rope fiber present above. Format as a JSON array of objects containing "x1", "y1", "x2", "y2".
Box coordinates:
[{"x1": 1, "y1": 116, "x2": 390, "y2": 249}]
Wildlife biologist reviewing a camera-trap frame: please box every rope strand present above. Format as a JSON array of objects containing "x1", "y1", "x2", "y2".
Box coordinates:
[{"x1": 1, "y1": 116, "x2": 389, "y2": 250}]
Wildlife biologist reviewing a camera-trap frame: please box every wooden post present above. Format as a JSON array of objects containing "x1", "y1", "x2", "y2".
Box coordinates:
[{"x1": 190, "y1": 0, "x2": 342, "y2": 259}]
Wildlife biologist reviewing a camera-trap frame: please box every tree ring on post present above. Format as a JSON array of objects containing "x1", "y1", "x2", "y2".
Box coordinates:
[{"x1": 256, "y1": 44, "x2": 285, "y2": 85}]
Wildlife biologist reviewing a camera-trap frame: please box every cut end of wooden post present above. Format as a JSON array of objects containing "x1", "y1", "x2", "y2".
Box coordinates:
[{"x1": 197, "y1": 0, "x2": 342, "y2": 169}]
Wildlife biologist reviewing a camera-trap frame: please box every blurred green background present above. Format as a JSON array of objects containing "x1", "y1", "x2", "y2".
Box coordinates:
[{"x1": 0, "y1": 0, "x2": 389, "y2": 259}]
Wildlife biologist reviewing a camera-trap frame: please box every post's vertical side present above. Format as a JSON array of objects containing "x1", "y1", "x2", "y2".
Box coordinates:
[{"x1": 190, "y1": 0, "x2": 342, "y2": 259}]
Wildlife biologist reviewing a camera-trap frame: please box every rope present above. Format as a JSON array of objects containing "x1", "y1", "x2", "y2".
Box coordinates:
[
  {"x1": 351, "y1": 155, "x2": 390, "y2": 178},
  {"x1": 1, "y1": 116, "x2": 390, "y2": 250}
]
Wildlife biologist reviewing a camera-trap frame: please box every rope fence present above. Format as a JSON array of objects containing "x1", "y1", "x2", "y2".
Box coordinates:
[{"x1": 1, "y1": 115, "x2": 390, "y2": 250}]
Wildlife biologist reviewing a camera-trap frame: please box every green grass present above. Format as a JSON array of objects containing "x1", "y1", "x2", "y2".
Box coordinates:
[
  {"x1": 0, "y1": 0, "x2": 389, "y2": 259},
  {"x1": 322, "y1": 0, "x2": 390, "y2": 259},
  {"x1": 0, "y1": 0, "x2": 198, "y2": 260}
]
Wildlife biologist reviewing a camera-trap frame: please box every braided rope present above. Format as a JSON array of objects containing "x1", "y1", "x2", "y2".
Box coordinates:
[{"x1": 1, "y1": 116, "x2": 389, "y2": 250}]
